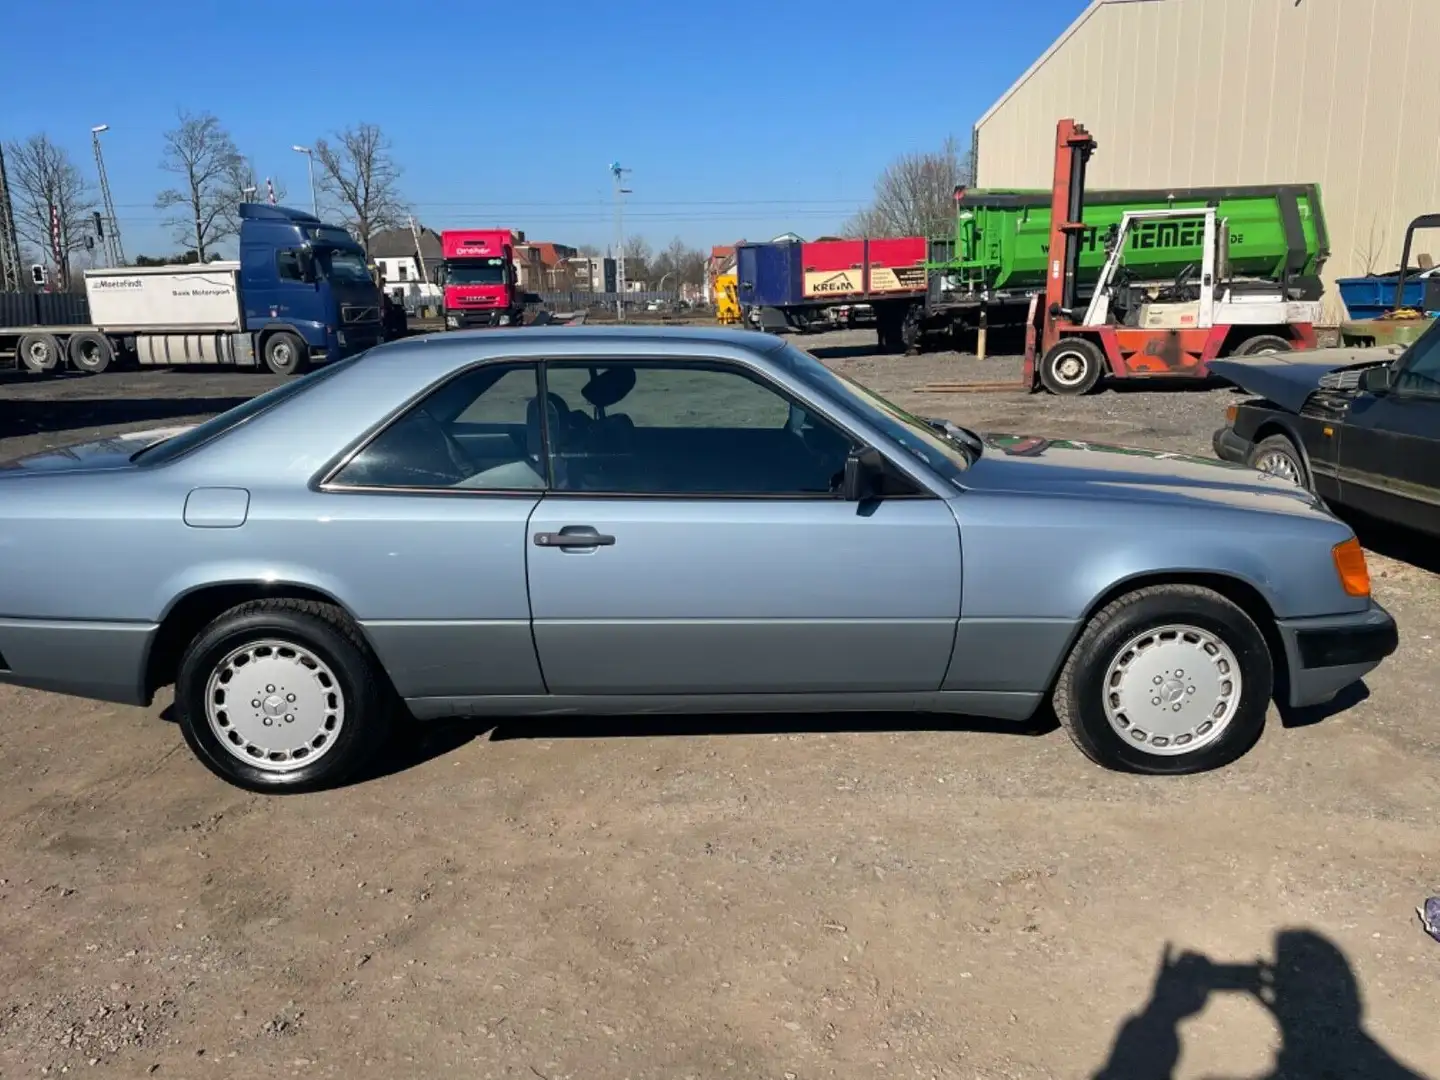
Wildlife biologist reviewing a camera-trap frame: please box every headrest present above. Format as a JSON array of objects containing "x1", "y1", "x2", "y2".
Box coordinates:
[
  {"x1": 526, "y1": 392, "x2": 566, "y2": 426},
  {"x1": 581, "y1": 367, "x2": 637, "y2": 409}
]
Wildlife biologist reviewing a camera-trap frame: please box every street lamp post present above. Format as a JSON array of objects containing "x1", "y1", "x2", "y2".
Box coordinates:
[
  {"x1": 90, "y1": 124, "x2": 124, "y2": 267},
  {"x1": 291, "y1": 145, "x2": 318, "y2": 216}
]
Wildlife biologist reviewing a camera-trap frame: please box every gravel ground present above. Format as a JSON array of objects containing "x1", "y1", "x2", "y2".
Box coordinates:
[{"x1": 0, "y1": 330, "x2": 1437, "y2": 1079}]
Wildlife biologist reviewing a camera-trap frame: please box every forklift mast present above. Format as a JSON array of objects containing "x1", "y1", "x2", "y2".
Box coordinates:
[{"x1": 1042, "y1": 119, "x2": 1096, "y2": 354}]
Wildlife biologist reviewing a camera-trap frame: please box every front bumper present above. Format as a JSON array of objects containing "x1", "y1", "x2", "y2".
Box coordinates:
[
  {"x1": 1275, "y1": 601, "x2": 1398, "y2": 708},
  {"x1": 445, "y1": 309, "x2": 516, "y2": 330},
  {"x1": 1212, "y1": 425, "x2": 1253, "y2": 465}
]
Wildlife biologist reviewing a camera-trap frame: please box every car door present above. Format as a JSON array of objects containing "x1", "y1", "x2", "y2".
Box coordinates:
[
  {"x1": 318, "y1": 360, "x2": 551, "y2": 702},
  {"x1": 1336, "y1": 327, "x2": 1440, "y2": 534},
  {"x1": 524, "y1": 357, "x2": 963, "y2": 696}
]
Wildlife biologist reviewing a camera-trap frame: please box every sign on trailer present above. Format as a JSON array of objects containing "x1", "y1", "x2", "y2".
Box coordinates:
[{"x1": 83, "y1": 263, "x2": 243, "y2": 332}]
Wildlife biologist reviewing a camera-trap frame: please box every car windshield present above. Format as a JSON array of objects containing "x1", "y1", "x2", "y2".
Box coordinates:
[
  {"x1": 131, "y1": 355, "x2": 362, "y2": 465},
  {"x1": 778, "y1": 342, "x2": 976, "y2": 484},
  {"x1": 319, "y1": 248, "x2": 374, "y2": 285},
  {"x1": 445, "y1": 258, "x2": 507, "y2": 286}
]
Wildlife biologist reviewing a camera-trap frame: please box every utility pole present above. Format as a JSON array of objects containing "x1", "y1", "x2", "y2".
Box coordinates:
[
  {"x1": 91, "y1": 124, "x2": 125, "y2": 266},
  {"x1": 610, "y1": 161, "x2": 631, "y2": 321},
  {"x1": 0, "y1": 142, "x2": 22, "y2": 291}
]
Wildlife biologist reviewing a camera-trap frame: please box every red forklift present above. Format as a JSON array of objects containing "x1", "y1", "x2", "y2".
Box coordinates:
[{"x1": 1021, "y1": 120, "x2": 1321, "y2": 395}]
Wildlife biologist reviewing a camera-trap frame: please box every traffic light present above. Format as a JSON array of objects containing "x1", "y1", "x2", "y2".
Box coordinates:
[
  {"x1": 92, "y1": 211, "x2": 105, "y2": 240},
  {"x1": 29, "y1": 264, "x2": 45, "y2": 286}
]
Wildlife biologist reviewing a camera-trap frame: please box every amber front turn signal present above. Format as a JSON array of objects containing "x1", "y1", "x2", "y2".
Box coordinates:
[
  {"x1": 1332, "y1": 537, "x2": 1371, "y2": 597},
  {"x1": 1224, "y1": 404, "x2": 1238, "y2": 425}
]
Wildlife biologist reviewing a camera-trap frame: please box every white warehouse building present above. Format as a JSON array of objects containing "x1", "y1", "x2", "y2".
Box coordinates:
[{"x1": 974, "y1": 0, "x2": 1439, "y2": 319}]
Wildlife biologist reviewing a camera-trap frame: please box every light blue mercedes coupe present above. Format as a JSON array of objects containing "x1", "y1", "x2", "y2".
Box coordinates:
[{"x1": 0, "y1": 328, "x2": 1396, "y2": 791}]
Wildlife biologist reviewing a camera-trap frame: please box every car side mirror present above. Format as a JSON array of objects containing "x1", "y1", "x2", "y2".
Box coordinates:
[
  {"x1": 1360, "y1": 365, "x2": 1395, "y2": 395},
  {"x1": 297, "y1": 250, "x2": 317, "y2": 284},
  {"x1": 842, "y1": 446, "x2": 886, "y2": 502}
]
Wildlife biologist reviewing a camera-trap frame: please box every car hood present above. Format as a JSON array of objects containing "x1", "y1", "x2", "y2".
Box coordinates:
[
  {"x1": 963, "y1": 433, "x2": 1324, "y2": 514},
  {"x1": 0, "y1": 424, "x2": 195, "y2": 473},
  {"x1": 1208, "y1": 344, "x2": 1399, "y2": 412}
]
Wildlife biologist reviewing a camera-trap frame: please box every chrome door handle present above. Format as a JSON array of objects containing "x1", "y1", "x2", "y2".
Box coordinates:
[{"x1": 534, "y1": 528, "x2": 615, "y2": 549}]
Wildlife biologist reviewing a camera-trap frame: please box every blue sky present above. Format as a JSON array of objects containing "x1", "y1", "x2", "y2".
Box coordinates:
[{"x1": 6, "y1": 0, "x2": 1083, "y2": 257}]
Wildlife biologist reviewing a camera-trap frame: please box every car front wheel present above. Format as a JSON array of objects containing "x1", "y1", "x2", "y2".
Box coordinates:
[
  {"x1": 1053, "y1": 584, "x2": 1273, "y2": 774},
  {"x1": 1248, "y1": 434, "x2": 1309, "y2": 489},
  {"x1": 175, "y1": 599, "x2": 393, "y2": 792}
]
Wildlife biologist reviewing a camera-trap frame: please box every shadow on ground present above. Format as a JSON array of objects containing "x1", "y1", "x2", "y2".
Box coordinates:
[
  {"x1": 361, "y1": 710, "x2": 1060, "y2": 783},
  {"x1": 0, "y1": 395, "x2": 250, "y2": 441},
  {"x1": 1093, "y1": 930, "x2": 1430, "y2": 1079}
]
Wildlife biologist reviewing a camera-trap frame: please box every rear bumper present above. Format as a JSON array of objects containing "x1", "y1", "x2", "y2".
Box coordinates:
[
  {"x1": 0, "y1": 618, "x2": 155, "y2": 706},
  {"x1": 1212, "y1": 425, "x2": 1253, "y2": 465},
  {"x1": 1275, "y1": 601, "x2": 1398, "y2": 708}
]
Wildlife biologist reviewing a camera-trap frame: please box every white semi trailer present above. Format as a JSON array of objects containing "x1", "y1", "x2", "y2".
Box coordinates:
[{"x1": 1, "y1": 264, "x2": 264, "y2": 375}]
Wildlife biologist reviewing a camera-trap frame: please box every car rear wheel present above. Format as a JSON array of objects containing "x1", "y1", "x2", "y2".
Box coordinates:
[
  {"x1": 175, "y1": 599, "x2": 393, "y2": 792},
  {"x1": 1248, "y1": 433, "x2": 1309, "y2": 489},
  {"x1": 1052, "y1": 584, "x2": 1273, "y2": 774}
]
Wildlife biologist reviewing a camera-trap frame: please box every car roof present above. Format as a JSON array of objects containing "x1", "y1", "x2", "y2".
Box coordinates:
[{"x1": 357, "y1": 325, "x2": 790, "y2": 366}]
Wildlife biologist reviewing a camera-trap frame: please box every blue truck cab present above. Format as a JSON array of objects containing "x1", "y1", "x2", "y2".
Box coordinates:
[{"x1": 238, "y1": 204, "x2": 384, "y2": 374}]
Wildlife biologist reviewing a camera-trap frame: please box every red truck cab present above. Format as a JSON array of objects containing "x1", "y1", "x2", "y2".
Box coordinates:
[{"x1": 440, "y1": 229, "x2": 525, "y2": 329}]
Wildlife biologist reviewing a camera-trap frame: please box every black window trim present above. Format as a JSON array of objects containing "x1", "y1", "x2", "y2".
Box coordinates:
[{"x1": 314, "y1": 351, "x2": 940, "y2": 501}]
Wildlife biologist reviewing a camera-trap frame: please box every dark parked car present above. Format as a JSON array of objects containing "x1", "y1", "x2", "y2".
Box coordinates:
[{"x1": 1212, "y1": 328, "x2": 1440, "y2": 534}]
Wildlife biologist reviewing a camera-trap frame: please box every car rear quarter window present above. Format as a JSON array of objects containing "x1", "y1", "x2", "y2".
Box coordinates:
[{"x1": 327, "y1": 363, "x2": 546, "y2": 491}]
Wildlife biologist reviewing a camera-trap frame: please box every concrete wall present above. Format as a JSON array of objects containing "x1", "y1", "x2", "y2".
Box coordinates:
[{"x1": 975, "y1": 0, "x2": 1440, "y2": 319}]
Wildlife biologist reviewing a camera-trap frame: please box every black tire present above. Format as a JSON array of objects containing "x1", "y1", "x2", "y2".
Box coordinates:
[
  {"x1": 262, "y1": 330, "x2": 308, "y2": 376},
  {"x1": 67, "y1": 331, "x2": 114, "y2": 374},
  {"x1": 1247, "y1": 433, "x2": 1309, "y2": 489},
  {"x1": 175, "y1": 599, "x2": 394, "y2": 793},
  {"x1": 1039, "y1": 337, "x2": 1106, "y2": 395},
  {"x1": 1235, "y1": 334, "x2": 1292, "y2": 357},
  {"x1": 901, "y1": 304, "x2": 924, "y2": 355},
  {"x1": 1052, "y1": 584, "x2": 1273, "y2": 775},
  {"x1": 17, "y1": 332, "x2": 63, "y2": 374}
]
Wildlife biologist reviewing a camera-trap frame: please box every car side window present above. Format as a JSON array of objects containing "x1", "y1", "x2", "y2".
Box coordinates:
[
  {"x1": 1393, "y1": 324, "x2": 1440, "y2": 396},
  {"x1": 327, "y1": 363, "x2": 547, "y2": 491},
  {"x1": 541, "y1": 360, "x2": 857, "y2": 496}
]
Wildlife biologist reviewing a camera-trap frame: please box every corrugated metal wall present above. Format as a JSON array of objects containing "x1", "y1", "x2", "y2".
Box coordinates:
[{"x1": 975, "y1": 0, "x2": 1438, "y2": 319}]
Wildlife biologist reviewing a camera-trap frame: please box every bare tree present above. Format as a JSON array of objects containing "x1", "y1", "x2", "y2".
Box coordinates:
[
  {"x1": 648, "y1": 236, "x2": 708, "y2": 290},
  {"x1": 577, "y1": 243, "x2": 602, "y2": 258},
  {"x1": 844, "y1": 135, "x2": 975, "y2": 239},
  {"x1": 225, "y1": 157, "x2": 287, "y2": 219},
  {"x1": 312, "y1": 123, "x2": 407, "y2": 253},
  {"x1": 1354, "y1": 213, "x2": 1388, "y2": 277},
  {"x1": 621, "y1": 234, "x2": 652, "y2": 283},
  {"x1": 154, "y1": 111, "x2": 245, "y2": 261},
  {"x1": 4, "y1": 134, "x2": 97, "y2": 287}
]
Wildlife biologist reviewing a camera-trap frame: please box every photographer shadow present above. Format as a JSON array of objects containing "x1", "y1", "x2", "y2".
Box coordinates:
[{"x1": 1093, "y1": 930, "x2": 1429, "y2": 1079}]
